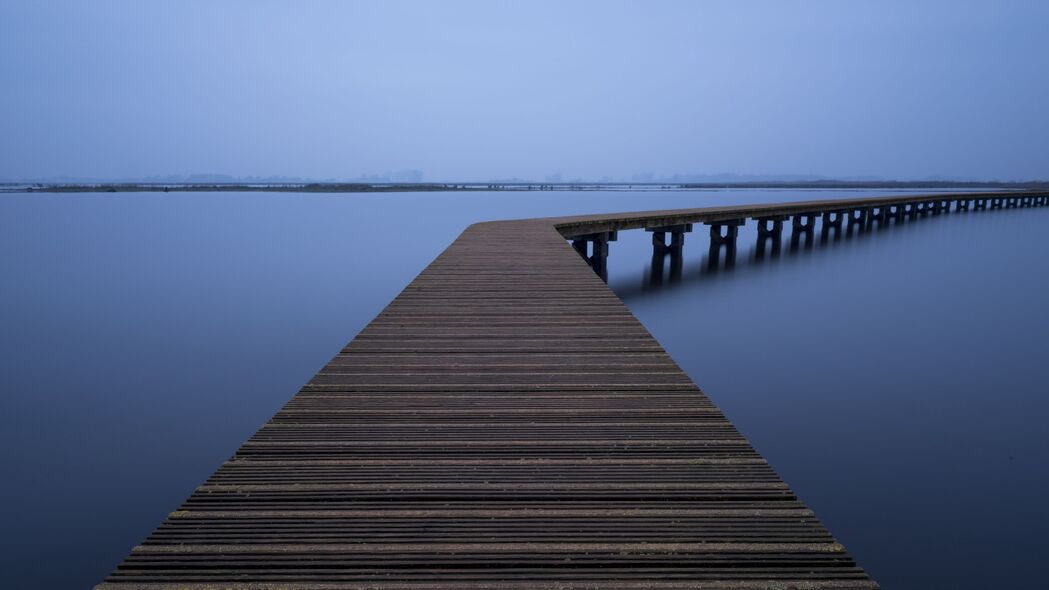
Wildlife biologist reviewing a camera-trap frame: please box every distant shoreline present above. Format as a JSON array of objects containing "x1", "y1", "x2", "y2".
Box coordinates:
[{"x1": 3, "y1": 180, "x2": 1048, "y2": 194}]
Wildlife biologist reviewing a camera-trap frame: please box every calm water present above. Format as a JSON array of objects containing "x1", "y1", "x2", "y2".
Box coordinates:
[{"x1": 1, "y1": 190, "x2": 1046, "y2": 589}]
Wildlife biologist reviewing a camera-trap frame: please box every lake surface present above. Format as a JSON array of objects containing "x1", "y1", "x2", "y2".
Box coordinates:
[{"x1": 1, "y1": 190, "x2": 1046, "y2": 589}]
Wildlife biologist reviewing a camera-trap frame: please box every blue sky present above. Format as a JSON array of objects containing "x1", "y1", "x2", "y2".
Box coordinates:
[{"x1": 2, "y1": 0, "x2": 1046, "y2": 181}]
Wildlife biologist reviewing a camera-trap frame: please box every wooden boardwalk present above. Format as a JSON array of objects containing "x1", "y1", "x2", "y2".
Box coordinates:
[{"x1": 97, "y1": 192, "x2": 1046, "y2": 589}]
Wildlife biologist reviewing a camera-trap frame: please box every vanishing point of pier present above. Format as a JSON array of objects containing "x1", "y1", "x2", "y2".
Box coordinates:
[{"x1": 97, "y1": 192, "x2": 1047, "y2": 589}]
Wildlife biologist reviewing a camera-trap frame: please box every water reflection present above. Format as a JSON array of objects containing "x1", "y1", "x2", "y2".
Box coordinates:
[
  {"x1": 611, "y1": 201, "x2": 1049, "y2": 590},
  {"x1": 649, "y1": 249, "x2": 684, "y2": 285},
  {"x1": 646, "y1": 226, "x2": 689, "y2": 285},
  {"x1": 634, "y1": 200, "x2": 1040, "y2": 295}
]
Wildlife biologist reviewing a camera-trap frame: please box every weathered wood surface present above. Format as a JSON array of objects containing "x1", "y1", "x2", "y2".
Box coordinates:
[{"x1": 105, "y1": 192, "x2": 1044, "y2": 589}]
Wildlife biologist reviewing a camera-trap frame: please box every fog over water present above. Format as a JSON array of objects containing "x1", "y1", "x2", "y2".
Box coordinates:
[{"x1": 2, "y1": 190, "x2": 1047, "y2": 589}]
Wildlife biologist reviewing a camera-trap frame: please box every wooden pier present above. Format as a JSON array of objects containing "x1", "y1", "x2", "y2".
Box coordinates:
[{"x1": 96, "y1": 191, "x2": 1046, "y2": 589}]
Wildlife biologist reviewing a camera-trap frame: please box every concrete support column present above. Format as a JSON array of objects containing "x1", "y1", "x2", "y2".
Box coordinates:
[
  {"x1": 754, "y1": 216, "x2": 788, "y2": 240},
  {"x1": 707, "y1": 220, "x2": 744, "y2": 247},
  {"x1": 570, "y1": 231, "x2": 617, "y2": 282},
  {"x1": 822, "y1": 210, "x2": 845, "y2": 229},
  {"x1": 646, "y1": 223, "x2": 692, "y2": 257},
  {"x1": 792, "y1": 212, "x2": 819, "y2": 232},
  {"x1": 821, "y1": 210, "x2": 845, "y2": 242},
  {"x1": 956, "y1": 198, "x2": 970, "y2": 211},
  {"x1": 1006, "y1": 197, "x2": 1019, "y2": 208},
  {"x1": 974, "y1": 198, "x2": 988, "y2": 210},
  {"x1": 845, "y1": 208, "x2": 869, "y2": 237},
  {"x1": 991, "y1": 197, "x2": 1003, "y2": 209},
  {"x1": 791, "y1": 212, "x2": 819, "y2": 250},
  {"x1": 646, "y1": 224, "x2": 691, "y2": 285},
  {"x1": 705, "y1": 219, "x2": 744, "y2": 270},
  {"x1": 847, "y1": 208, "x2": 868, "y2": 226},
  {"x1": 753, "y1": 215, "x2": 788, "y2": 259}
]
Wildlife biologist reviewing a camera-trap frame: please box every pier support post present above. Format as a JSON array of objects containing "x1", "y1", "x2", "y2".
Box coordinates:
[
  {"x1": 646, "y1": 224, "x2": 691, "y2": 284},
  {"x1": 792, "y1": 212, "x2": 819, "y2": 232},
  {"x1": 991, "y1": 197, "x2": 1003, "y2": 209},
  {"x1": 1006, "y1": 197, "x2": 1019, "y2": 208},
  {"x1": 847, "y1": 208, "x2": 869, "y2": 226},
  {"x1": 707, "y1": 219, "x2": 744, "y2": 248},
  {"x1": 886, "y1": 203, "x2": 905, "y2": 221},
  {"x1": 974, "y1": 198, "x2": 988, "y2": 210},
  {"x1": 821, "y1": 210, "x2": 845, "y2": 242},
  {"x1": 646, "y1": 224, "x2": 692, "y2": 256},
  {"x1": 705, "y1": 219, "x2": 744, "y2": 270},
  {"x1": 822, "y1": 209, "x2": 845, "y2": 228},
  {"x1": 956, "y1": 198, "x2": 970, "y2": 211},
  {"x1": 845, "y1": 208, "x2": 869, "y2": 237},
  {"x1": 791, "y1": 212, "x2": 819, "y2": 250},
  {"x1": 753, "y1": 215, "x2": 788, "y2": 259},
  {"x1": 754, "y1": 216, "x2": 788, "y2": 240},
  {"x1": 570, "y1": 231, "x2": 617, "y2": 281}
]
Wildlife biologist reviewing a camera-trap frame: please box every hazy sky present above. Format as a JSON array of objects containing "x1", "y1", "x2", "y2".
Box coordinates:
[{"x1": 2, "y1": 1, "x2": 1046, "y2": 181}]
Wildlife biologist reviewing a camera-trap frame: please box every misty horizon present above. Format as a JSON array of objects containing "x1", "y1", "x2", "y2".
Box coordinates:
[
  {"x1": 4, "y1": 171, "x2": 1044, "y2": 185},
  {"x1": 3, "y1": 1, "x2": 1048, "y2": 182}
]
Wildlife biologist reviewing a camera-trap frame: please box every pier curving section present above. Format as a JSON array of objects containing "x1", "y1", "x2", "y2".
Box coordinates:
[{"x1": 96, "y1": 191, "x2": 1046, "y2": 589}]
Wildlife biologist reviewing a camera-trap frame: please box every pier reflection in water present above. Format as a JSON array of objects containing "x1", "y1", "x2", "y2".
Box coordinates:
[
  {"x1": 622, "y1": 196, "x2": 1048, "y2": 291},
  {"x1": 646, "y1": 224, "x2": 689, "y2": 284},
  {"x1": 606, "y1": 202, "x2": 1049, "y2": 590}
]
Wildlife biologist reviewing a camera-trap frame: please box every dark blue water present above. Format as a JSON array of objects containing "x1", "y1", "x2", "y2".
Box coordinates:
[{"x1": 1, "y1": 190, "x2": 1046, "y2": 589}]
